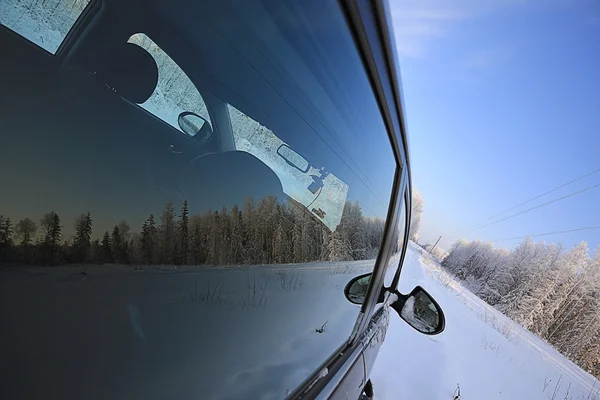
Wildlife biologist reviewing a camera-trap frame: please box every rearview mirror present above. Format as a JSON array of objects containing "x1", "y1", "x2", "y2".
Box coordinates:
[
  {"x1": 344, "y1": 273, "x2": 372, "y2": 304},
  {"x1": 178, "y1": 111, "x2": 212, "y2": 140},
  {"x1": 344, "y1": 273, "x2": 385, "y2": 305},
  {"x1": 393, "y1": 286, "x2": 445, "y2": 335},
  {"x1": 343, "y1": 275, "x2": 445, "y2": 335},
  {"x1": 277, "y1": 144, "x2": 310, "y2": 173}
]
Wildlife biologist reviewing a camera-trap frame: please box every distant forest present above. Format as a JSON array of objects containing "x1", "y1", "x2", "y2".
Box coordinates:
[{"x1": 0, "y1": 197, "x2": 386, "y2": 267}]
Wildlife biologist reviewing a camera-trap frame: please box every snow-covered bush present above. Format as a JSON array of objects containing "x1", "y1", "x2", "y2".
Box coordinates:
[
  {"x1": 409, "y1": 191, "x2": 423, "y2": 241},
  {"x1": 442, "y1": 237, "x2": 600, "y2": 377}
]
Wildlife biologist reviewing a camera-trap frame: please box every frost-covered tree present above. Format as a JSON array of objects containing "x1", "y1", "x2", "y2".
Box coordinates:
[
  {"x1": 228, "y1": 204, "x2": 245, "y2": 264},
  {"x1": 0, "y1": 215, "x2": 13, "y2": 247},
  {"x1": 531, "y1": 243, "x2": 585, "y2": 335},
  {"x1": 40, "y1": 211, "x2": 61, "y2": 246},
  {"x1": 0, "y1": 215, "x2": 13, "y2": 262},
  {"x1": 3, "y1": 197, "x2": 385, "y2": 268},
  {"x1": 176, "y1": 200, "x2": 189, "y2": 265},
  {"x1": 339, "y1": 201, "x2": 366, "y2": 260},
  {"x1": 495, "y1": 238, "x2": 546, "y2": 319},
  {"x1": 547, "y1": 245, "x2": 598, "y2": 352},
  {"x1": 189, "y1": 213, "x2": 206, "y2": 265},
  {"x1": 141, "y1": 214, "x2": 157, "y2": 264},
  {"x1": 409, "y1": 190, "x2": 423, "y2": 241},
  {"x1": 15, "y1": 218, "x2": 37, "y2": 246},
  {"x1": 127, "y1": 233, "x2": 143, "y2": 265},
  {"x1": 100, "y1": 231, "x2": 112, "y2": 263},
  {"x1": 242, "y1": 197, "x2": 261, "y2": 264},
  {"x1": 207, "y1": 210, "x2": 221, "y2": 265},
  {"x1": 321, "y1": 229, "x2": 353, "y2": 262},
  {"x1": 159, "y1": 201, "x2": 176, "y2": 264},
  {"x1": 118, "y1": 220, "x2": 131, "y2": 242},
  {"x1": 292, "y1": 207, "x2": 305, "y2": 263},
  {"x1": 442, "y1": 239, "x2": 511, "y2": 304},
  {"x1": 37, "y1": 212, "x2": 62, "y2": 264},
  {"x1": 221, "y1": 206, "x2": 234, "y2": 264},
  {"x1": 272, "y1": 220, "x2": 290, "y2": 264},
  {"x1": 442, "y1": 237, "x2": 600, "y2": 376},
  {"x1": 90, "y1": 239, "x2": 101, "y2": 264},
  {"x1": 111, "y1": 224, "x2": 130, "y2": 264},
  {"x1": 72, "y1": 213, "x2": 93, "y2": 262}
]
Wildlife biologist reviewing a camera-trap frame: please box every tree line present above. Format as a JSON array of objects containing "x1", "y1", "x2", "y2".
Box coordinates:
[
  {"x1": 0, "y1": 197, "x2": 385, "y2": 267},
  {"x1": 441, "y1": 238, "x2": 600, "y2": 377}
]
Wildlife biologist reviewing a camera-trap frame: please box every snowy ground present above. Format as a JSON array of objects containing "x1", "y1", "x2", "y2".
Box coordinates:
[
  {"x1": 372, "y1": 242, "x2": 600, "y2": 399},
  {"x1": 0, "y1": 260, "x2": 376, "y2": 399}
]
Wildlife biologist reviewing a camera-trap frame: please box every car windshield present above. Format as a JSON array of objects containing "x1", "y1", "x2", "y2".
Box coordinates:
[{"x1": 0, "y1": 0, "x2": 399, "y2": 398}]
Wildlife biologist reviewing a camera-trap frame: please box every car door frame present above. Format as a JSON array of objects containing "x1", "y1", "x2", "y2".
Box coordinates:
[{"x1": 287, "y1": 0, "x2": 413, "y2": 398}]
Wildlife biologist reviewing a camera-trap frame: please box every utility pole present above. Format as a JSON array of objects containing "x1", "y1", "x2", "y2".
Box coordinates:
[{"x1": 431, "y1": 236, "x2": 442, "y2": 253}]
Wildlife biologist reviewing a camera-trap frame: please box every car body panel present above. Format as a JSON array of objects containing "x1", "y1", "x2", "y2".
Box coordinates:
[{"x1": 289, "y1": 0, "x2": 414, "y2": 398}]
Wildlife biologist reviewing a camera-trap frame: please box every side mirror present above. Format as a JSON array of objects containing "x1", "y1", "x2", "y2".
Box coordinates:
[
  {"x1": 277, "y1": 144, "x2": 310, "y2": 173},
  {"x1": 344, "y1": 273, "x2": 372, "y2": 304},
  {"x1": 343, "y1": 275, "x2": 445, "y2": 335},
  {"x1": 344, "y1": 273, "x2": 385, "y2": 305},
  {"x1": 392, "y1": 286, "x2": 445, "y2": 335},
  {"x1": 178, "y1": 111, "x2": 212, "y2": 140}
]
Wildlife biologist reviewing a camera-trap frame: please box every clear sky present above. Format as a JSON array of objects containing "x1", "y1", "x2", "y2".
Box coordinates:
[{"x1": 390, "y1": 0, "x2": 600, "y2": 252}]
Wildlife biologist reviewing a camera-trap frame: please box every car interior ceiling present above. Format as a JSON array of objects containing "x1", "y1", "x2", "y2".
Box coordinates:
[
  {"x1": 69, "y1": 0, "x2": 308, "y2": 155},
  {"x1": 144, "y1": 0, "x2": 375, "y2": 194},
  {"x1": 110, "y1": 0, "x2": 355, "y2": 175},
  {"x1": 0, "y1": 2, "x2": 286, "y2": 226}
]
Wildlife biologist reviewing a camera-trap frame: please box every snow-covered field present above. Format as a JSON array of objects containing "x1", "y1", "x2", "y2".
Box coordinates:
[{"x1": 372, "y1": 242, "x2": 600, "y2": 399}]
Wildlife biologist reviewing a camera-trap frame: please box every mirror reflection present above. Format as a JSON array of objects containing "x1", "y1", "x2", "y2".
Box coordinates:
[
  {"x1": 400, "y1": 288, "x2": 441, "y2": 334},
  {"x1": 345, "y1": 274, "x2": 372, "y2": 304},
  {"x1": 277, "y1": 144, "x2": 310, "y2": 173},
  {"x1": 178, "y1": 111, "x2": 212, "y2": 139}
]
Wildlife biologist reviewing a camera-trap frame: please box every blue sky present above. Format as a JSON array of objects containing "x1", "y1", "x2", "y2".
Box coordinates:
[{"x1": 390, "y1": 0, "x2": 600, "y2": 252}]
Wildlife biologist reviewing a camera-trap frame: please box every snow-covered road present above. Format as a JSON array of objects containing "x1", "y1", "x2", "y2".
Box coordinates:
[
  {"x1": 372, "y1": 242, "x2": 600, "y2": 399},
  {"x1": 2, "y1": 243, "x2": 598, "y2": 399}
]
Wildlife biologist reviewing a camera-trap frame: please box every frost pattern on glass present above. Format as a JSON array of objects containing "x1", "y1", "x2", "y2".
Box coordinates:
[
  {"x1": 127, "y1": 33, "x2": 211, "y2": 132},
  {"x1": 0, "y1": 0, "x2": 90, "y2": 53},
  {"x1": 228, "y1": 104, "x2": 349, "y2": 231}
]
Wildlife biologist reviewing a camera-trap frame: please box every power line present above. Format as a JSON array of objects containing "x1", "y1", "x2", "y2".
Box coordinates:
[
  {"x1": 450, "y1": 166, "x2": 600, "y2": 236},
  {"x1": 490, "y1": 225, "x2": 600, "y2": 243},
  {"x1": 449, "y1": 181, "x2": 600, "y2": 238}
]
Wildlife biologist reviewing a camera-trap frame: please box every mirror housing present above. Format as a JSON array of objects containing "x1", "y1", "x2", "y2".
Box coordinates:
[
  {"x1": 178, "y1": 111, "x2": 212, "y2": 141},
  {"x1": 344, "y1": 274, "x2": 445, "y2": 335},
  {"x1": 392, "y1": 286, "x2": 445, "y2": 335},
  {"x1": 277, "y1": 144, "x2": 310, "y2": 173}
]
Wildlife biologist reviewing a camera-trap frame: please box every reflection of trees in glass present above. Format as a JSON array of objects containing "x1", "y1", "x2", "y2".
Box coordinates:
[
  {"x1": 100, "y1": 231, "x2": 112, "y2": 264},
  {"x1": 112, "y1": 223, "x2": 129, "y2": 264},
  {"x1": 15, "y1": 218, "x2": 36, "y2": 246},
  {"x1": 0, "y1": 215, "x2": 13, "y2": 262},
  {"x1": 38, "y1": 212, "x2": 62, "y2": 265},
  {"x1": 0, "y1": 198, "x2": 386, "y2": 267},
  {"x1": 141, "y1": 214, "x2": 157, "y2": 264},
  {"x1": 159, "y1": 201, "x2": 177, "y2": 265},
  {"x1": 177, "y1": 201, "x2": 189, "y2": 265},
  {"x1": 348, "y1": 276, "x2": 371, "y2": 303},
  {"x1": 412, "y1": 291, "x2": 439, "y2": 331},
  {"x1": 72, "y1": 213, "x2": 92, "y2": 262},
  {"x1": 0, "y1": 0, "x2": 91, "y2": 53}
]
